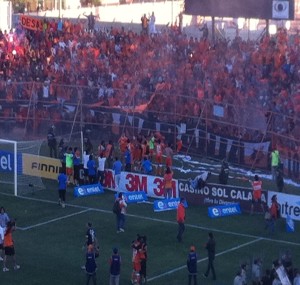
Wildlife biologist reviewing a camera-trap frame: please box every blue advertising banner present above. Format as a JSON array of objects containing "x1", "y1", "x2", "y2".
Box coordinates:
[
  {"x1": 74, "y1": 184, "x2": 104, "y2": 197},
  {"x1": 0, "y1": 151, "x2": 15, "y2": 172},
  {"x1": 153, "y1": 198, "x2": 188, "y2": 212},
  {"x1": 114, "y1": 192, "x2": 148, "y2": 204},
  {"x1": 208, "y1": 203, "x2": 241, "y2": 218}
]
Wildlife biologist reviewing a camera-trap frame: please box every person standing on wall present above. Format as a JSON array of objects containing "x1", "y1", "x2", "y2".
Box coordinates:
[
  {"x1": 124, "y1": 146, "x2": 132, "y2": 172},
  {"x1": 199, "y1": 23, "x2": 209, "y2": 40},
  {"x1": 73, "y1": 147, "x2": 82, "y2": 187},
  {"x1": 148, "y1": 134, "x2": 155, "y2": 161},
  {"x1": 97, "y1": 152, "x2": 106, "y2": 186},
  {"x1": 270, "y1": 147, "x2": 280, "y2": 181},
  {"x1": 275, "y1": 168, "x2": 285, "y2": 192},
  {"x1": 113, "y1": 157, "x2": 122, "y2": 191},
  {"x1": 203, "y1": 232, "x2": 216, "y2": 281},
  {"x1": 163, "y1": 167, "x2": 173, "y2": 199},
  {"x1": 219, "y1": 159, "x2": 229, "y2": 185},
  {"x1": 149, "y1": 12, "x2": 156, "y2": 35},
  {"x1": 155, "y1": 139, "x2": 164, "y2": 176},
  {"x1": 105, "y1": 140, "x2": 114, "y2": 169},
  {"x1": 47, "y1": 126, "x2": 57, "y2": 158},
  {"x1": 64, "y1": 147, "x2": 74, "y2": 184},
  {"x1": 83, "y1": 12, "x2": 97, "y2": 33},
  {"x1": 176, "y1": 198, "x2": 186, "y2": 242},
  {"x1": 164, "y1": 142, "x2": 174, "y2": 169},
  {"x1": 83, "y1": 150, "x2": 90, "y2": 185},
  {"x1": 141, "y1": 13, "x2": 149, "y2": 35}
]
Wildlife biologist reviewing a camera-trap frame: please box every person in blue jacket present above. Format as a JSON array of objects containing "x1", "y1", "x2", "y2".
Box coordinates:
[
  {"x1": 187, "y1": 245, "x2": 198, "y2": 285},
  {"x1": 109, "y1": 247, "x2": 121, "y2": 285},
  {"x1": 141, "y1": 157, "x2": 152, "y2": 174},
  {"x1": 87, "y1": 155, "x2": 96, "y2": 184},
  {"x1": 85, "y1": 244, "x2": 97, "y2": 285},
  {"x1": 57, "y1": 167, "x2": 67, "y2": 208}
]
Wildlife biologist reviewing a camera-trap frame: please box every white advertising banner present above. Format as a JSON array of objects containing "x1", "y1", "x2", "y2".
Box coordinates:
[
  {"x1": 104, "y1": 169, "x2": 179, "y2": 199},
  {"x1": 268, "y1": 191, "x2": 300, "y2": 221},
  {"x1": 0, "y1": 1, "x2": 12, "y2": 32}
]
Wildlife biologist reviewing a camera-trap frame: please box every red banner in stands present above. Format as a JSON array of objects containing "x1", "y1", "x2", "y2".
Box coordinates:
[{"x1": 20, "y1": 15, "x2": 43, "y2": 31}]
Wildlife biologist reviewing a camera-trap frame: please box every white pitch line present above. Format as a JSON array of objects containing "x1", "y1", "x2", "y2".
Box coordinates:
[
  {"x1": 147, "y1": 238, "x2": 263, "y2": 282},
  {"x1": 1, "y1": 192, "x2": 300, "y2": 246},
  {"x1": 18, "y1": 209, "x2": 91, "y2": 231}
]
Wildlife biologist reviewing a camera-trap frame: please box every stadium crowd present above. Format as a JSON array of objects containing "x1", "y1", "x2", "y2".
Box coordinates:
[
  {"x1": 1, "y1": 14, "x2": 300, "y2": 176},
  {"x1": 0, "y1": 16, "x2": 299, "y2": 132}
]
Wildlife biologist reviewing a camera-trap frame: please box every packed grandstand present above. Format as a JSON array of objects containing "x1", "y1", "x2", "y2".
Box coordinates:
[
  {"x1": 0, "y1": 10, "x2": 300, "y2": 181},
  {"x1": 1, "y1": 5, "x2": 300, "y2": 285}
]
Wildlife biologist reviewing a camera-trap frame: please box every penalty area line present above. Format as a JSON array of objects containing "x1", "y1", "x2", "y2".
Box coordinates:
[
  {"x1": 147, "y1": 238, "x2": 263, "y2": 282},
  {"x1": 17, "y1": 209, "x2": 91, "y2": 231}
]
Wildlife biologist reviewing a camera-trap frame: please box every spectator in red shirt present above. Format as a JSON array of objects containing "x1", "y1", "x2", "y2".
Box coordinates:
[
  {"x1": 270, "y1": 195, "x2": 280, "y2": 220},
  {"x1": 176, "y1": 198, "x2": 185, "y2": 242}
]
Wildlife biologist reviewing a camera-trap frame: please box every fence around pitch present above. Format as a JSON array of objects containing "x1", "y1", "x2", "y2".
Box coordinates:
[{"x1": 0, "y1": 81, "x2": 299, "y2": 180}]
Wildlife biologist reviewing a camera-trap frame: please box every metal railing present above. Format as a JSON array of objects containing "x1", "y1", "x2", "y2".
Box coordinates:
[{"x1": 0, "y1": 81, "x2": 299, "y2": 180}]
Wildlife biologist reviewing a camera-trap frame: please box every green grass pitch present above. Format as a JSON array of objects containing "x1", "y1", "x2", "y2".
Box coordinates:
[{"x1": 0, "y1": 183, "x2": 299, "y2": 285}]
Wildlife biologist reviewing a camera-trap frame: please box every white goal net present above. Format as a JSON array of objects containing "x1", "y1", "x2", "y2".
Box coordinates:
[{"x1": 0, "y1": 139, "x2": 45, "y2": 196}]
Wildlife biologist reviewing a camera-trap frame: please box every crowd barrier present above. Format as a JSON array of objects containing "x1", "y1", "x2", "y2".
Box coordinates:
[
  {"x1": 4, "y1": 149, "x2": 297, "y2": 219},
  {"x1": 0, "y1": 78, "x2": 299, "y2": 180}
]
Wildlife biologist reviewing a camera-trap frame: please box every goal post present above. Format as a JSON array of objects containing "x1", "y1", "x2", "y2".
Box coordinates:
[
  {"x1": 0, "y1": 139, "x2": 45, "y2": 196},
  {"x1": 0, "y1": 139, "x2": 17, "y2": 196}
]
